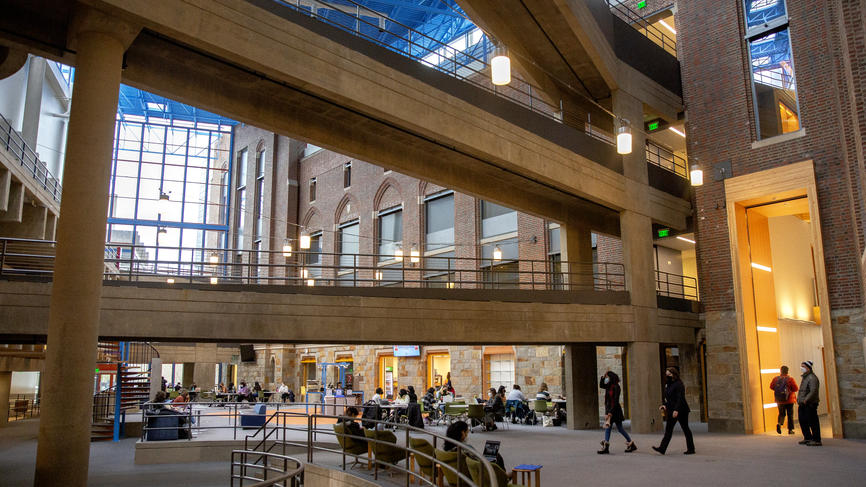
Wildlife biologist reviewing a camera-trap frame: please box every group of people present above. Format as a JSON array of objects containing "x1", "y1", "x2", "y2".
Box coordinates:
[{"x1": 770, "y1": 361, "x2": 822, "y2": 446}]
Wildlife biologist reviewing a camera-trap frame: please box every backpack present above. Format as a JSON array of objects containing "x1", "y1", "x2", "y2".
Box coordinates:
[{"x1": 773, "y1": 376, "x2": 789, "y2": 402}]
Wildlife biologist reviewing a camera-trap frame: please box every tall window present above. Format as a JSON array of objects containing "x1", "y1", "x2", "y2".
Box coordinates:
[
  {"x1": 425, "y1": 192, "x2": 454, "y2": 252},
  {"x1": 378, "y1": 207, "x2": 402, "y2": 260},
  {"x1": 338, "y1": 220, "x2": 360, "y2": 285},
  {"x1": 309, "y1": 177, "x2": 316, "y2": 203},
  {"x1": 234, "y1": 149, "x2": 248, "y2": 250},
  {"x1": 343, "y1": 162, "x2": 352, "y2": 188},
  {"x1": 480, "y1": 201, "x2": 517, "y2": 238},
  {"x1": 744, "y1": 0, "x2": 800, "y2": 139},
  {"x1": 548, "y1": 223, "x2": 562, "y2": 290},
  {"x1": 254, "y1": 148, "x2": 265, "y2": 240},
  {"x1": 489, "y1": 354, "x2": 515, "y2": 391},
  {"x1": 305, "y1": 232, "x2": 322, "y2": 277}
]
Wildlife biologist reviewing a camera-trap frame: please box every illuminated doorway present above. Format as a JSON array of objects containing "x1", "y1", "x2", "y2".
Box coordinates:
[
  {"x1": 301, "y1": 357, "x2": 317, "y2": 395},
  {"x1": 378, "y1": 354, "x2": 398, "y2": 399},
  {"x1": 427, "y1": 352, "x2": 450, "y2": 390},
  {"x1": 725, "y1": 161, "x2": 841, "y2": 436}
]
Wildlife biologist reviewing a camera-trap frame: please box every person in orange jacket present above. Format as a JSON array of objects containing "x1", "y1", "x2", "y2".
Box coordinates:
[{"x1": 769, "y1": 365, "x2": 799, "y2": 435}]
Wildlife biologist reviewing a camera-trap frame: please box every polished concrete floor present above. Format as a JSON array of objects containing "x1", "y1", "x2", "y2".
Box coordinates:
[{"x1": 2, "y1": 417, "x2": 865, "y2": 486}]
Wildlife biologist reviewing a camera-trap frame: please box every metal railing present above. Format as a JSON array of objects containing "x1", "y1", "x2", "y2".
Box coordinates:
[
  {"x1": 0, "y1": 113, "x2": 62, "y2": 202},
  {"x1": 655, "y1": 269, "x2": 698, "y2": 301},
  {"x1": 267, "y1": 0, "x2": 615, "y2": 141},
  {"x1": 646, "y1": 140, "x2": 688, "y2": 179},
  {"x1": 231, "y1": 450, "x2": 304, "y2": 487},
  {"x1": 607, "y1": 1, "x2": 677, "y2": 57},
  {"x1": 7, "y1": 393, "x2": 40, "y2": 422},
  {"x1": 0, "y1": 238, "x2": 627, "y2": 292}
]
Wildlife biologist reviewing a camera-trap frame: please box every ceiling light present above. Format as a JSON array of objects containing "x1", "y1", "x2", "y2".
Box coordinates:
[
  {"x1": 676, "y1": 236, "x2": 696, "y2": 244},
  {"x1": 756, "y1": 326, "x2": 777, "y2": 332},
  {"x1": 669, "y1": 127, "x2": 686, "y2": 137},
  {"x1": 491, "y1": 45, "x2": 511, "y2": 86},
  {"x1": 751, "y1": 262, "x2": 772, "y2": 272},
  {"x1": 659, "y1": 19, "x2": 677, "y2": 35},
  {"x1": 306, "y1": 279, "x2": 315, "y2": 287},
  {"x1": 616, "y1": 123, "x2": 632, "y2": 155}
]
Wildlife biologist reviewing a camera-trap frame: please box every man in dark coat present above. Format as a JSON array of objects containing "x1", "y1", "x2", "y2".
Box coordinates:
[{"x1": 653, "y1": 367, "x2": 695, "y2": 455}]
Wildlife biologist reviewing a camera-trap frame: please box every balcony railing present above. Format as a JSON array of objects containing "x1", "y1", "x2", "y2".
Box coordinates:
[
  {"x1": 0, "y1": 237, "x2": 626, "y2": 292},
  {"x1": 0, "y1": 113, "x2": 62, "y2": 202},
  {"x1": 646, "y1": 140, "x2": 688, "y2": 179},
  {"x1": 607, "y1": 1, "x2": 677, "y2": 57},
  {"x1": 656, "y1": 269, "x2": 698, "y2": 301}
]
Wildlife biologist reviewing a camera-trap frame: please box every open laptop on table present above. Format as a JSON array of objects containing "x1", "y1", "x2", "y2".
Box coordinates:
[{"x1": 482, "y1": 440, "x2": 501, "y2": 463}]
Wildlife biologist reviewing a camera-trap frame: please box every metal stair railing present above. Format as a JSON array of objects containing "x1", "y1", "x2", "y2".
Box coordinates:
[{"x1": 0, "y1": 112, "x2": 62, "y2": 202}]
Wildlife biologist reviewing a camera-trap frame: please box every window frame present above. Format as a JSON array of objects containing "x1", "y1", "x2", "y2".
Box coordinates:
[
  {"x1": 309, "y1": 177, "x2": 317, "y2": 203},
  {"x1": 343, "y1": 162, "x2": 352, "y2": 189}
]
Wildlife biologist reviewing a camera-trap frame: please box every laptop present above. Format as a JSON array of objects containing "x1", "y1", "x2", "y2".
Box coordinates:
[{"x1": 482, "y1": 440, "x2": 501, "y2": 463}]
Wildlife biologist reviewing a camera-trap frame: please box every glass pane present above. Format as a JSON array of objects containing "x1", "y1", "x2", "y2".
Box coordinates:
[
  {"x1": 548, "y1": 226, "x2": 560, "y2": 254},
  {"x1": 481, "y1": 237, "x2": 518, "y2": 262},
  {"x1": 378, "y1": 210, "x2": 402, "y2": 259},
  {"x1": 339, "y1": 222, "x2": 360, "y2": 268},
  {"x1": 426, "y1": 194, "x2": 454, "y2": 251},
  {"x1": 743, "y1": 0, "x2": 786, "y2": 30},
  {"x1": 236, "y1": 149, "x2": 248, "y2": 187},
  {"x1": 481, "y1": 201, "x2": 517, "y2": 238},
  {"x1": 750, "y1": 29, "x2": 799, "y2": 139}
]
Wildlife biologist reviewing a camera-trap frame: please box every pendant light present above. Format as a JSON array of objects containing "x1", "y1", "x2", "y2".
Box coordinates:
[{"x1": 491, "y1": 45, "x2": 511, "y2": 86}]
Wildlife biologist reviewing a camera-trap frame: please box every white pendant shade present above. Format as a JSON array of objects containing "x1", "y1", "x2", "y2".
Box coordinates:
[
  {"x1": 282, "y1": 244, "x2": 292, "y2": 257},
  {"x1": 300, "y1": 234, "x2": 311, "y2": 249},
  {"x1": 410, "y1": 247, "x2": 420, "y2": 263},
  {"x1": 616, "y1": 125, "x2": 632, "y2": 155},
  {"x1": 492, "y1": 246, "x2": 502, "y2": 262},
  {"x1": 690, "y1": 167, "x2": 704, "y2": 186},
  {"x1": 491, "y1": 48, "x2": 511, "y2": 86}
]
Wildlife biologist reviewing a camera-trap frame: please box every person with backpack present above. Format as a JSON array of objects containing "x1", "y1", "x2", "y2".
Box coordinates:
[
  {"x1": 797, "y1": 360, "x2": 822, "y2": 446},
  {"x1": 769, "y1": 365, "x2": 798, "y2": 435},
  {"x1": 598, "y1": 371, "x2": 637, "y2": 454}
]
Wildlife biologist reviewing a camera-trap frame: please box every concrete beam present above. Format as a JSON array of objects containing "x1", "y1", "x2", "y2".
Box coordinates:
[
  {"x1": 0, "y1": 181, "x2": 24, "y2": 222},
  {"x1": 0, "y1": 203, "x2": 47, "y2": 238},
  {"x1": 0, "y1": 168, "x2": 10, "y2": 212}
]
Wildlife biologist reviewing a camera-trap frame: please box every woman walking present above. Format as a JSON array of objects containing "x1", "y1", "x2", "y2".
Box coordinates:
[
  {"x1": 598, "y1": 371, "x2": 636, "y2": 454},
  {"x1": 653, "y1": 367, "x2": 695, "y2": 455}
]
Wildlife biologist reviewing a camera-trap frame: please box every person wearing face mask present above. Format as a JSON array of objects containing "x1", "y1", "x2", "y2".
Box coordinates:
[
  {"x1": 483, "y1": 387, "x2": 505, "y2": 431},
  {"x1": 797, "y1": 361, "x2": 821, "y2": 446},
  {"x1": 598, "y1": 371, "x2": 636, "y2": 454},
  {"x1": 653, "y1": 367, "x2": 695, "y2": 455}
]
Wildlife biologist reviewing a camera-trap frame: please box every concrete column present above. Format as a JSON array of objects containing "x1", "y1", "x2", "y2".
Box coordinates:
[
  {"x1": 559, "y1": 217, "x2": 593, "y2": 290},
  {"x1": 0, "y1": 371, "x2": 11, "y2": 427},
  {"x1": 194, "y1": 363, "x2": 217, "y2": 390},
  {"x1": 627, "y1": 342, "x2": 663, "y2": 433},
  {"x1": 22, "y1": 56, "x2": 46, "y2": 149},
  {"x1": 149, "y1": 358, "x2": 162, "y2": 401},
  {"x1": 564, "y1": 344, "x2": 599, "y2": 429},
  {"x1": 612, "y1": 90, "x2": 647, "y2": 184},
  {"x1": 34, "y1": 9, "x2": 138, "y2": 486},
  {"x1": 182, "y1": 363, "x2": 195, "y2": 387}
]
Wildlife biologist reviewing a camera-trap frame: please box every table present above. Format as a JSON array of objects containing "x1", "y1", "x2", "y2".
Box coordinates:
[{"x1": 512, "y1": 464, "x2": 542, "y2": 487}]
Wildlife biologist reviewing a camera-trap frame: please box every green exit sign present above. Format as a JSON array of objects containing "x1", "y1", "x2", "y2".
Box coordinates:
[
  {"x1": 648, "y1": 121, "x2": 660, "y2": 131},
  {"x1": 657, "y1": 228, "x2": 671, "y2": 238},
  {"x1": 637, "y1": 0, "x2": 647, "y2": 9}
]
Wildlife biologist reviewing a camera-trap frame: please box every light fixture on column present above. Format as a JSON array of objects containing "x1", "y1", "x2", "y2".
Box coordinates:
[
  {"x1": 158, "y1": 191, "x2": 170, "y2": 216},
  {"x1": 491, "y1": 44, "x2": 511, "y2": 86},
  {"x1": 209, "y1": 253, "x2": 219, "y2": 264},
  {"x1": 282, "y1": 240, "x2": 293, "y2": 257},
  {"x1": 616, "y1": 120, "x2": 632, "y2": 155},
  {"x1": 300, "y1": 233, "x2": 311, "y2": 250},
  {"x1": 394, "y1": 245, "x2": 404, "y2": 262},
  {"x1": 690, "y1": 165, "x2": 704, "y2": 186},
  {"x1": 306, "y1": 278, "x2": 315, "y2": 287},
  {"x1": 210, "y1": 276, "x2": 218, "y2": 285},
  {"x1": 492, "y1": 245, "x2": 503, "y2": 262},
  {"x1": 301, "y1": 268, "x2": 309, "y2": 279},
  {"x1": 166, "y1": 278, "x2": 175, "y2": 284},
  {"x1": 410, "y1": 246, "x2": 420, "y2": 263}
]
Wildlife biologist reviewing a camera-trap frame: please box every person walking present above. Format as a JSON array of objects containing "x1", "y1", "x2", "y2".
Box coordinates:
[
  {"x1": 797, "y1": 360, "x2": 821, "y2": 446},
  {"x1": 769, "y1": 365, "x2": 798, "y2": 435},
  {"x1": 653, "y1": 367, "x2": 695, "y2": 455},
  {"x1": 598, "y1": 371, "x2": 637, "y2": 454}
]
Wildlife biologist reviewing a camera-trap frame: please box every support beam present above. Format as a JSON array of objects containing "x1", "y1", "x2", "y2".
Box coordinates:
[
  {"x1": 0, "y1": 181, "x2": 24, "y2": 222},
  {"x1": 22, "y1": 56, "x2": 46, "y2": 149},
  {"x1": 0, "y1": 371, "x2": 11, "y2": 427},
  {"x1": 627, "y1": 341, "x2": 662, "y2": 433},
  {"x1": 34, "y1": 7, "x2": 138, "y2": 485},
  {"x1": 565, "y1": 343, "x2": 599, "y2": 429},
  {"x1": 0, "y1": 203, "x2": 47, "y2": 238},
  {"x1": 560, "y1": 217, "x2": 594, "y2": 289},
  {"x1": 0, "y1": 168, "x2": 10, "y2": 212}
]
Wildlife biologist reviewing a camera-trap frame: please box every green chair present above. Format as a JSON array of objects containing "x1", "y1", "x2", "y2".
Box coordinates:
[
  {"x1": 435, "y1": 449, "x2": 470, "y2": 487},
  {"x1": 467, "y1": 404, "x2": 486, "y2": 431},
  {"x1": 409, "y1": 438, "x2": 436, "y2": 485},
  {"x1": 465, "y1": 456, "x2": 519, "y2": 487},
  {"x1": 364, "y1": 429, "x2": 405, "y2": 467},
  {"x1": 532, "y1": 400, "x2": 548, "y2": 416},
  {"x1": 333, "y1": 423, "x2": 368, "y2": 469},
  {"x1": 443, "y1": 403, "x2": 466, "y2": 424}
]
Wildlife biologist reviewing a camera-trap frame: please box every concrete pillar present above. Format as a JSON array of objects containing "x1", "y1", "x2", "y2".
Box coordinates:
[
  {"x1": 627, "y1": 342, "x2": 663, "y2": 433},
  {"x1": 0, "y1": 181, "x2": 24, "y2": 222},
  {"x1": 149, "y1": 357, "x2": 162, "y2": 401},
  {"x1": 559, "y1": 217, "x2": 593, "y2": 290},
  {"x1": 193, "y1": 363, "x2": 216, "y2": 390},
  {"x1": 182, "y1": 363, "x2": 195, "y2": 387},
  {"x1": 0, "y1": 371, "x2": 11, "y2": 427},
  {"x1": 0, "y1": 168, "x2": 10, "y2": 212},
  {"x1": 34, "y1": 8, "x2": 138, "y2": 486},
  {"x1": 22, "y1": 56, "x2": 46, "y2": 149},
  {"x1": 564, "y1": 344, "x2": 599, "y2": 429}
]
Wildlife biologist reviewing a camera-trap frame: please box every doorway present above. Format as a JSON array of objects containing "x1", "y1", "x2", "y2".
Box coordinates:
[
  {"x1": 427, "y1": 352, "x2": 450, "y2": 390},
  {"x1": 378, "y1": 354, "x2": 398, "y2": 399}
]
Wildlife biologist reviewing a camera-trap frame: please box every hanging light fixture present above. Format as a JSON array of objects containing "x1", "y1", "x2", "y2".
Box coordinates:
[
  {"x1": 306, "y1": 278, "x2": 315, "y2": 287},
  {"x1": 394, "y1": 245, "x2": 404, "y2": 262},
  {"x1": 491, "y1": 45, "x2": 511, "y2": 86},
  {"x1": 410, "y1": 246, "x2": 420, "y2": 263},
  {"x1": 158, "y1": 192, "x2": 170, "y2": 216},
  {"x1": 282, "y1": 241, "x2": 293, "y2": 257},
  {"x1": 375, "y1": 270, "x2": 383, "y2": 281},
  {"x1": 209, "y1": 253, "x2": 219, "y2": 264},
  {"x1": 690, "y1": 165, "x2": 704, "y2": 186},
  {"x1": 300, "y1": 233, "x2": 311, "y2": 250},
  {"x1": 616, "y1": 121, "x2": 632, "y2": 155},
  {"x1": 157, "y1": 226, "x2": 168, "y2": 235},
  {"x1": 301, "y1": 268, "x2": 309, "y2": 279},
  {"x1": 492, "y1": 245, "x2": 503, "y2": 262}
]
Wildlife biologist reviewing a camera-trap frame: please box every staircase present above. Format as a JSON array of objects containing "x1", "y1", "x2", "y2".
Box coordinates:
[{"x1": 91, "y1": 341, "x2": 159, "y2": 441}]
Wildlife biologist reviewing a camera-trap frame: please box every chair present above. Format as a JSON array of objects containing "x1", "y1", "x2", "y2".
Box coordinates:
[
  {"x1": 443, "y1": 404, "x2": 466, "y2": 425},
  {"x1": 434, "y1": 449, "x2": 470, "y2": 487},
  {"x1": 364, "y1": 429, "x2": 405, "y2": 467},
  {"x1": 532, "y1": 400, "x2": 549, "y2": 417},
  {"x1": 465, "y1": 457, "x2": 518, "y2": 487},
  {"x1": 333, "y1": 423, "x2": 368, "y2": 469},
  {"x1": 409, "y1": 438, "x2": 435, "y2": 485},
  {"x1": 467, "y1": 404, "x2": 486, "y2": 431}
]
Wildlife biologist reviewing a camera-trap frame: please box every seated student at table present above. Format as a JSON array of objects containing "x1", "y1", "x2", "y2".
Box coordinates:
[
  {"x1": 423, "y1": 387, "x2": 438, "y2": 422},
  {"x1": 395, "y1": 389, "x2": 410, "y2": 404},
  {"x1": 444, "y1": 421, "x2": 512, "y2": 476},
  {"x1": 238, "y1": 382, "x2": 251, "y2": 402},
  {"x1": 341, "y1": 406, "x2": 367, "y2": 446},
  {"x1": 278, "y1": 382, "x2": 290, "y2": 403},
  {"x1": 371, "y1": 387, "x2": 386, "y2": 405},
  {"x1": 252, "y1": 382, "x2": 262, "y2": 402},
  {"x1": 172, "y1": 389, "x2": 190, "y2": 411},
  {"x1": 505, "y1": 385, "x2": 528, "y2": 421},
  {"x1": 535, "y1": 383, "x2": 551, "y2": 402},
  {"x1": 484, "y1": 388, "x2": 505, "y2": 431}
]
